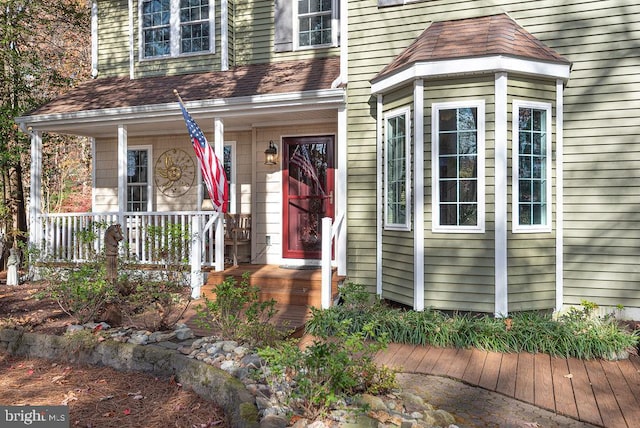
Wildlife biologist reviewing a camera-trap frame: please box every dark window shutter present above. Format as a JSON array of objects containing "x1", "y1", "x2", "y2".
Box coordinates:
[{"x1": 274, "y1": 0, "x2": 293, "y2": 52}]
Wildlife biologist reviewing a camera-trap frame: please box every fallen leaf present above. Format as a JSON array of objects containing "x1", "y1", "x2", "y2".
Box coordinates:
[
  {"x1": 564, "y1": 373, "x2": 573, "y2": 379},
  {"x1": 27, "y1": 369, "x2": 34, "y2": 375},
  {"x1": 96, "y1": 379, "x2": 107, "y2": 384},
  {"x1": 123, "y1": 409, "x2": 131, "y2": 416},
  {"x1": 99, "y1": 395, "x2": 114, "y2": 401}
]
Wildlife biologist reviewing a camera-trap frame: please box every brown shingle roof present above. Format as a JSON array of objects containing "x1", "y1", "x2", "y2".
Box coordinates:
[
  {"x1": 374, "y1": 14, "x2": 570, "y2": 81},
  {"x1": 28, "y1": 56, "x2": 340, "y2": 116}
]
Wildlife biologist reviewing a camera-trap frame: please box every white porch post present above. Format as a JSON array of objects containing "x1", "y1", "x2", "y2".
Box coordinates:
[
  {"x1": 117, "y1": 125, "x2": 128, "y2": 226},
  {"x1": 321, "y1": 216, "x2": 332, "y2": 308},
  {"x1": 29, "y1": 130, "x2": 43, "y2": 248},
  {"x1": 375, "y1": 94, "x2": 383, "y2": 297},
  {"x1": 190, "y1": 215, "x2": 203, "y2": 298},
  {"x1": 214, "y1": 117, "x2": 225, "y2": 271}
]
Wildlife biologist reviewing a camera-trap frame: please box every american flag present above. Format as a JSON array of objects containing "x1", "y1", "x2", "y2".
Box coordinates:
[
  {"x1": 178, "y1": 101, "x2": 228, "y2": 212},
  {"x1": 290, "y1": 144, "x2": 325, "y2": 196}
]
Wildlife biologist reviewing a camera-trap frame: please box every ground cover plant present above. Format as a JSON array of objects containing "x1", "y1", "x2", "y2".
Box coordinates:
[{"x1": 306, "y1": 283, "x2": 640, "y2": 360}]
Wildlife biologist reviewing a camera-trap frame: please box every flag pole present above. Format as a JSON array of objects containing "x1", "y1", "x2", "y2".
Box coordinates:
[{"x1": 173, "y1": 89, "x2": 185, "y2": 105}]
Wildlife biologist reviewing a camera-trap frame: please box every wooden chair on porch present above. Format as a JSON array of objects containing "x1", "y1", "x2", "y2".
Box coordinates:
[{"x1": 224, "y1": 213, "x2": 251, "y2": 266}]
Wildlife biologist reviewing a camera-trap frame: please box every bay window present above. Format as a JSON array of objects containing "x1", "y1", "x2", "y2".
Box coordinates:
[
  {"x1": 432, "y1": 101, "x2": 485, "y2": 232},
  {"x1": 512, "y1": 101, "x2": 552, "y2": 232}
]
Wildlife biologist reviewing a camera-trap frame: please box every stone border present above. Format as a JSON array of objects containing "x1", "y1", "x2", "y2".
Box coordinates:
[{"x1": 0, "y1": 328, "x2": 259, "y2": 428}]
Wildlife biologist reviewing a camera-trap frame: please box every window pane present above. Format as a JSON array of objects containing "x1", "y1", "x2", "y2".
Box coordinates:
[
  {"x1": 298, "y1": 0, "x2": 332, "y2": 47},
  {"x1": 385, "y1": 113, "x2": 408, "y2": 227},
  {"x1": 437, "y1": 106, "x2": 479, "y2": 227},
  {"x1": 516, "y1": 106, "x2": 548, "y2": 227}
]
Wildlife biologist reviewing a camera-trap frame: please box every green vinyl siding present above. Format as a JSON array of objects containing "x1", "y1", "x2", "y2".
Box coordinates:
[
  {"x1": 348, "y1": 0, "x2": 640, "y2": 313},
  {"x1": 506, "y1": 77, "x2": 556, "y2": 311},
  {"x1": 98, "y1": 0, "x2": 130, "y2": 77},
  {"x1": 423, "y1": 78, "x2": 496, "y2": 313},
  {"x1": 380, "y1": 87, "x2": 414, "y2": 305}
]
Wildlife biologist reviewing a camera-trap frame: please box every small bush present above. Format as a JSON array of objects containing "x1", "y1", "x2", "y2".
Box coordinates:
[
  {"x1": 40, "y1": 260, "x2": 115, "y2": 324},
  {"x1": 196, "y1": 272, "x2": 286, "y2": 347},
  {"x1": 258, "y1": 320, "x2": 396, "y2": 419}
]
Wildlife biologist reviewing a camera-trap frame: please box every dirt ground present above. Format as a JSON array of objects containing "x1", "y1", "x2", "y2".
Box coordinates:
[{"x1": 0, "y1": 277, "x2": 228, "y2": 428}]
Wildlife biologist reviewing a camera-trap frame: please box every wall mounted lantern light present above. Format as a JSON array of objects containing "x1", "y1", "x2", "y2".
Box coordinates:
[{"x1": 264, "y1": 140, "x2": 278, "y2": 165}]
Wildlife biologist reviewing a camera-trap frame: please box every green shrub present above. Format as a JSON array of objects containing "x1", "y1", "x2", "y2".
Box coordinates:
[
  {"x1": 195, "y1": 272, "x2": 286, "y2": 347},
  {"x1": 258, "y1": 320, "x2": 396, "y2": 420},
  {"x1": 306, "y1": 284, "x2": 639, "y2": 360},
  {"x1": 40, "y1": 260, "x2": 115, "y2": 324}
]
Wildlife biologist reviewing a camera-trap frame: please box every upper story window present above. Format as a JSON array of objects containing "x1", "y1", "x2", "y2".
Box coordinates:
[
  {"x1": 384, "y1": 108, "x2": 411, "y2": 230},
  {"x1": 512, "y1": 100, "x2": 552, "y2": 233},
  {"x1": 141, "y1": 0, "x2": 214, "y2": 59},
  {"x1": 297, "y1": 0, "x2": 333, "y2": 47},
  {"x1": 432, "y1": 101, "x2": 485, "y2": 232}
]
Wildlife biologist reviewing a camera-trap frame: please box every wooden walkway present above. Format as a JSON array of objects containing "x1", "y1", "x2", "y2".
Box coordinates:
[{"x1": 374, "y1": 343, "x2": 640, "y2": 428}]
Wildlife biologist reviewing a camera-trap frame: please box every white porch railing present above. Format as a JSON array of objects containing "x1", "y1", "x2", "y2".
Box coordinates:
[
  {"x1": 36, "y1": 211, "x2": 222, "y2": 296},
  {"x1": 321, "y1": 213, "x2": 345, "y2": 309}
]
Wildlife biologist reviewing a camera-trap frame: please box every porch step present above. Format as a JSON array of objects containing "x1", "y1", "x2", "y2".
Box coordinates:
[{"x1": 203, "y1": 264, "x2": 342, "y2": 308}]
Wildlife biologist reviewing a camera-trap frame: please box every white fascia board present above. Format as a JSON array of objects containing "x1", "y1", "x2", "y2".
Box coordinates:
[
  {"x1": 371, "y1": 56, "x2": 571, "y2": 95},
  {"x1": 15, "y1": 88, "x2": 346, "y2": 130}
]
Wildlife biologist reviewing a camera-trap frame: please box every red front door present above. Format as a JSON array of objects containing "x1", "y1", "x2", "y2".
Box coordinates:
[{"x1": 283, "y1": 136, "x2": 335, "y2": 259}]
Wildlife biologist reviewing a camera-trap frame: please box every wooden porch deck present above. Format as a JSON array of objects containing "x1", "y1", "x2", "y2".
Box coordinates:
[{"x1": 374, "y1": 343, "x2": 640, "y2": 428}]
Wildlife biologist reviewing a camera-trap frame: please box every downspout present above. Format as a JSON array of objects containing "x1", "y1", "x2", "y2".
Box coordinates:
[{"x1": 91, "y1": 0, "x2": 98, "y2": 78}]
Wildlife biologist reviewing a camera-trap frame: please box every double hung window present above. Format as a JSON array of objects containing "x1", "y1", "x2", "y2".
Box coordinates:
[
  {"x1": 296, "y1": 0, "x2": 335, "y2": 48},
  {"x1": 384, "y1": 108, "x2": 411, "y2": 229},
  {"x1": 127, "y1": 147, "x2": 152, "y2": 212},
  {"x1": 141, "y1": 0, "x2": 213, "y2": 59},
  {"x1": 512, "y1": 101, "x2": 552, "y2": 232},
  {"x1": 432, "y1": 101, "x2": 485, "y2": 232},
  {"x1": 202, "y1": 143, "x2": 235, "y2": 213}
]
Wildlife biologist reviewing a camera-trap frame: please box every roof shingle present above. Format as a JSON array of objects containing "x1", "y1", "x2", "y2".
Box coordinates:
[
  {"x1": 374, "y1": 14, "x2": 570, "y2": 81},
  {"x1": 27, "y1": 56, "x2": 340, "y2": 116}
]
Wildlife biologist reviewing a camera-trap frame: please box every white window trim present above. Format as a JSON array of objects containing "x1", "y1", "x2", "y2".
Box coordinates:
[
  {"x1": 512, "y1": 100, "x2": 552, "y2": 233},
  {"x1": 127, "y1": 144, "x2": 153, "y2": 212},
  {"x1": 138, "y1": 0, "x2": 215, "y2": 60},
  {"x1": 292, "y1": 0, "x2": 339, "y2": 51},
  {"x1": 200, "y1": 141, "x2": 236, "y2": 213},
  {"x1": 384, "y1": 107, "x2": 411, "y2": 231},
  {"x1": 431, "y1": 100, "x2": 485, "y2": 233}
]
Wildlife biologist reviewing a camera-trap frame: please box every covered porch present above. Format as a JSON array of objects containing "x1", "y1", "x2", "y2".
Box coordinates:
[{"x1": 16, "y1": 57, "x2": 348, "y2": 308}]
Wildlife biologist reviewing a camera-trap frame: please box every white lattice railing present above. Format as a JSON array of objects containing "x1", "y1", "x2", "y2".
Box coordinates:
[{"x1": 38, "y1": 211, "x2": 220, "y2": 268}]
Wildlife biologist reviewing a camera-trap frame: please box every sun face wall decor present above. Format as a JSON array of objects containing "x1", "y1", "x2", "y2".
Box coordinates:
[{"x1": 155, "y1": 148, "x2": 196, "y2": 197}]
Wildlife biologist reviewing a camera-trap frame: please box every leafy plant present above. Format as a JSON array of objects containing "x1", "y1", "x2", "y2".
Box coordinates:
[
  {"x1": 40, "y1": 259, "x2": 116, "y2": 324},
  {"x1": 258, "y1": 320, "x2": 396, "y2": 420},
  {"x1": 117, "y1": 277, "x2": 192, "y2": 331},
  {"x1": 307, "y1": 284, "x2": 639, "y2": 360},
  {"x1": 196, "y1": 272, "x2": 286, "y2": 346}
]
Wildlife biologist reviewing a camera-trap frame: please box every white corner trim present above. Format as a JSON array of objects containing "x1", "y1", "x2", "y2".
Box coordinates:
[
  {"x1": 376, "y1": 94, "x2": 383, "y2": 297},
  {"x1": 494, "y1": 72, "x2": 508, "y2": 317},
  {"x1": 221, "y1": 0, "x2": 228, "y2": 71},
  {"x1": 128, "y1": 0, "x2": 134, "y2": 80},
  {"x1": 555, "y1": 80, "x2": 564, "y2": 312},
  {"x1": 413, "y1": 80, "x2": 425, "y2": 311},
  {"x1": 91, "y1": 1, "x2": 98, "y2": 78},
  {"x1": 117, "y1": 125, "x2": 128, "y2": 225},
  {"x1": 371, "y1": 56, "x2": 571, "y2": 95}
]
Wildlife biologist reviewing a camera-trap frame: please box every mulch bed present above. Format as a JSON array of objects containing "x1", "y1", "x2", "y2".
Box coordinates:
[{"x1": 0, "y1": 277, "x2": 228, "y2": 428}]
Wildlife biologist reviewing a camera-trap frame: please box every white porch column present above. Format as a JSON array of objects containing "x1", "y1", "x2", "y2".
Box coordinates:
[
  {"x1": 190, "y1": 215, "x2": 203, "y2": 298},
  {"x1": 117, "y1": 125, "x2": 128, "y2": 226},
  {"x1": 29, "y1": 130, "x2": 43, "y2": 248},
  {"x1": 494, "y1": 72, "x2": 509, "y2": 317},
  {"x1": 214, "y1": 117, "x2": 225, "y2": 271}
]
